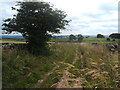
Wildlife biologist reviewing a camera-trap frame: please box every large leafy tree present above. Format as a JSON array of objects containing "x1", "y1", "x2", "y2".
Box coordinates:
[
  {"x1": 69, "y1": 34, "x2": 76, "y2": 41},
  {"x1": 2, "y1": 1, "x2": 69, "y2": 55}
]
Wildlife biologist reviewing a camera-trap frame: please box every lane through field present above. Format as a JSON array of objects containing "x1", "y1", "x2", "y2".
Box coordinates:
[{"x1": 56, "y1": 46, "x2": 84, "y2": 88}]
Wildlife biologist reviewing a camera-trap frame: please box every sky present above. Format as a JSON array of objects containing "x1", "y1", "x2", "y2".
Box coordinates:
[{"x1": 0, "y1": 0, "x2": 119, "y2": 35}]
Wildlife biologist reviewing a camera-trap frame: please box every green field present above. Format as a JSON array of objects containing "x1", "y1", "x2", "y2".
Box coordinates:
[
  {"x1": 2, "y1": 43, "x2": 119, "y2": 88},
  {"x1": 0, "y1": 39, "x2": 26, "y2": 43},
  {"x1": 83, "y1": 38, "x2": 119, "y2": 44},
  {"x1": 1, "y1": 37, "x2": 119, "y2": 44}
]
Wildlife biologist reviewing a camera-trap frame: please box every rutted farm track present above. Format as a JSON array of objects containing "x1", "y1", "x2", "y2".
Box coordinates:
[
  {"x1": 33, "y1": 43, "x2": 119, "y2": 88},
  {"x1": 56, "y1": 46, "x2": 83, "y2": 88},
  {"x1": 34, "y1": 45, "x2": 84, "y2": 88}
]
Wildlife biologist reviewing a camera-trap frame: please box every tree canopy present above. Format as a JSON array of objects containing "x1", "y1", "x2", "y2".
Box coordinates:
[
  {"x1": 109, "y1": 33, "x2": 120, "y2": 39},
  {"x1": 97, "y1": 34, "x2": 105, "y2": 38},
  {"x1": 2, "y1": 1, "x2": 70, "y2": 55},
  {"x1": 69, "y1": 34, "x2": 76, "y2": 41},
  {"x1": 78, "y1": 34, "x2": 84, "y2": 42}
]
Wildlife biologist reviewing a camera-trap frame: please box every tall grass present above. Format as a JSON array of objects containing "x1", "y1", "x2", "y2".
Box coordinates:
[
  {"x1": 2, "y1": 43, "x2": 119, "y2": 88},
  {"x1": 2, "y1": 43, "x2": 77, "y2": 88},
  {"x1": 73, "y1": 43, "x2": 119, "y2": 88}
]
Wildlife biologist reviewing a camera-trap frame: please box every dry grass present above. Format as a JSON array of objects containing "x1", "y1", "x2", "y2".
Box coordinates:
[
  {"x1": 2, "y1": 43, "x2": 119, "y2": 88},
  {"x1": 75, "y1": 43, "x2": 119, "y2": 88}
]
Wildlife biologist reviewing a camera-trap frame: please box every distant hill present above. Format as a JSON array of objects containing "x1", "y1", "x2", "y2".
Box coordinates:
[
  {"x1": 1, "y1": 34, "x2": 109, "y2": 39},
  {"x1": 1, "y1": 35, "x2": 24, "y2": 39}
]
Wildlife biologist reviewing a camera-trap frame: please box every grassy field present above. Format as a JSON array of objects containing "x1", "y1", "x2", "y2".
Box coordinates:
[
  {"x1": 83, "y1": 38, "x2": 119, "y2": 44},
  {"x1": 1, "y1": 37, "x2": 119, "y2": 44},
  {"x1": 2, "y1": 43, "x2": 119, "y2": 88},
  {"x1": 0, "y1": 39, "x2": 26, "y2": 43}
]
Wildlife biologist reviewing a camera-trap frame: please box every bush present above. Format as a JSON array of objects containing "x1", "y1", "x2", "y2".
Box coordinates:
[
  {"x1": 106, "y1": 38, "x2": 110, "y2": 41},
  {"x1": 113, "y1": 39, "x2": 115, "y2": 41}
]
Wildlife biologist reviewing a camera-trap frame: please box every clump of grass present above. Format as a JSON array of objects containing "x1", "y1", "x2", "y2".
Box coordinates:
[
  {"x1": 39, "y1": 71, "x2": 63, "y2": 88},
  {"x1": 76, "y1": 43, "x2": 119, "y2": 88}
]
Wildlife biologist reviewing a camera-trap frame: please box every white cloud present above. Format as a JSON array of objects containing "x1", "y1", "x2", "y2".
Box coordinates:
[{"x1": 0, "y1": 0, "x2": 119, "y2": 35}]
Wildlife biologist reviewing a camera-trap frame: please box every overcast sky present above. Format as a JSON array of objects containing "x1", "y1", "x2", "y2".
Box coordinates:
[{"x1": 0, "y1": 0, "x2": 119, "y2": 35}]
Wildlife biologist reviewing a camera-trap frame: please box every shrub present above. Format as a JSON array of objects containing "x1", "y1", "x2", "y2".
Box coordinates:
[{"x1": 106, "y1": 38, "x2": 110, "y2": 41}]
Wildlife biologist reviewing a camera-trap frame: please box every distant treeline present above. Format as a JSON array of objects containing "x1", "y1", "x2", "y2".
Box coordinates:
[{"x1": 1, "y1": 33, "x2": 120, "y2": 39}]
